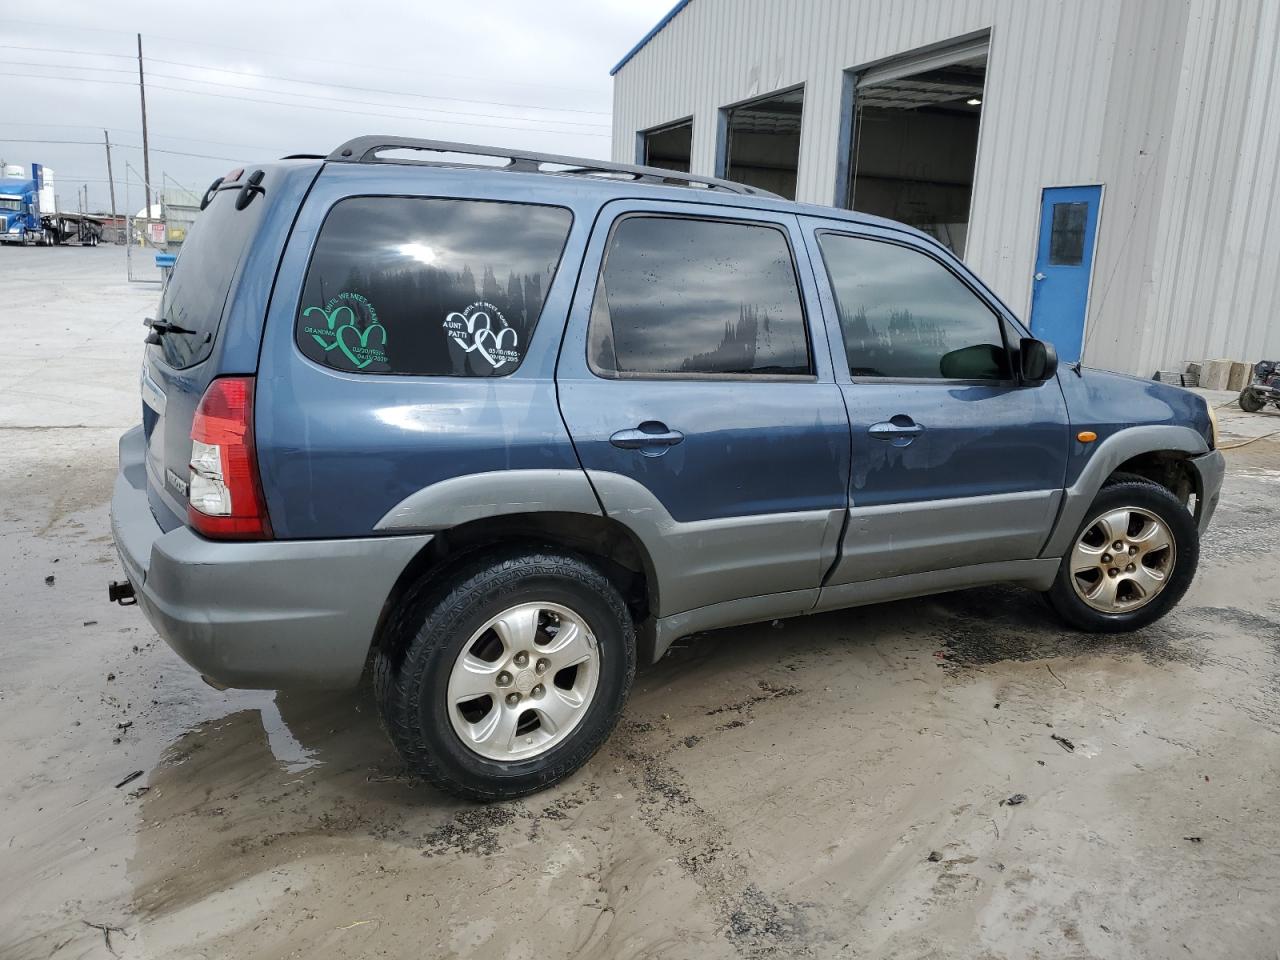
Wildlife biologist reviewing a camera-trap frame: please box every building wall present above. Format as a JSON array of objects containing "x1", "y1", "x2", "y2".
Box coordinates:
[{"x1": 611, "y1": 0, "x2": 1280, "y2": 375}]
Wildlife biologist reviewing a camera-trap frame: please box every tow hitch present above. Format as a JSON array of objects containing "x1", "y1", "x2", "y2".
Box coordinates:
[{"x1": 108, "y1": 580, "x2": 137, "y2": 606}]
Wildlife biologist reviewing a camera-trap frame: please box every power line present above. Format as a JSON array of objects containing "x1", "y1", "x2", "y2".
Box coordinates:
[
  {"x1": 0, "y1": 71, "x2": 610, "y2": 137},
  {"x1": 0, "y1": 29, "x2": 603, "y2": 96},
  {"x1": 0, "y1": 59, "x2": 611, "y2": 128},
  {"x1": 0, "y1": 43, "x2": 134, "y2": 59},
  {"x1": 143, "y1": 56, "x2": 612, "y2": 117},
  {"x1": 0, "y1": 120, "x2": 297, "y2": 154},
  {"x1": 1, "y1": 137, "x2": 257, "y2": 163}
]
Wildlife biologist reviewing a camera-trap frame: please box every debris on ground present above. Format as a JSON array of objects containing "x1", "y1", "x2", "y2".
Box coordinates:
[
  {"x1": 83, "y1": 620, "x2": 98, "y2": 626},
  {"x1": 1051, "y1": 733, "x2": 1076, "y2": 752},
  {"x1": 82, "y1": 920, "x2": 124, "y2": 956},
  {"x1": 926, "y1": 851, "x2": 943, "y2": 862},
  {"x1": 44, "y1": 574, "x2": 55, "y2": 585},
  {"x1": 1001, "y1": 793, "x2": 1028, "y2": 806},
  {"x1": 1183, "y1": 836, "x2": 1203, "y2": 843},
  {"x1": 114, "y1": 770, "x2": 143, "y2": 789}
]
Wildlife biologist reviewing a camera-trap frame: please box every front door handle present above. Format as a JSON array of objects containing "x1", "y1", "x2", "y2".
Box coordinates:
[
  {"x1": 868, "y1": 416, "x2": 923, "y2": 447},
  {"x1": 610, "y1": 421, "x2": 685, "y2": 456}
]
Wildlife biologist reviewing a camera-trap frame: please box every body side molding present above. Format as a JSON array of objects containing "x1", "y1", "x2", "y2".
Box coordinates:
[{"x1": 648, "y1": 558, "x2": 1062, "y2": 662}]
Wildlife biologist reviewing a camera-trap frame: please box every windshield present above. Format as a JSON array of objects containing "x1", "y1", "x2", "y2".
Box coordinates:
[{"x1": 0, "y1": 197, "x2": 23, "y2": 212}]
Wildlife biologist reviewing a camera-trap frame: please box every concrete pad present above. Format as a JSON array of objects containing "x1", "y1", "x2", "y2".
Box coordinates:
[{"x1": 5, "y1": 247, "x2": 1280, "y2": 959}]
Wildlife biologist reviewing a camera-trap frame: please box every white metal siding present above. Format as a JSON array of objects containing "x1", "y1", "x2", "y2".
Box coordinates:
[{"x1": 612, "y1": 0, "x2": 1280, "y2": 375}]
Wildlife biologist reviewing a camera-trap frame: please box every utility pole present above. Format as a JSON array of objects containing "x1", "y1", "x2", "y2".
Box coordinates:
[
  {"x1": 103, "y1": 129, "x2": 118, "y2": 223},
  {"x1": 136, "y1": 33, "x2": 153, "y2": 218}
]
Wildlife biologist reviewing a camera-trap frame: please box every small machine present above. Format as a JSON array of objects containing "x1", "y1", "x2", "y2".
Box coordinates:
[{"x1": 1238, "y1": 361, "x2": 1280, "y2": 413}]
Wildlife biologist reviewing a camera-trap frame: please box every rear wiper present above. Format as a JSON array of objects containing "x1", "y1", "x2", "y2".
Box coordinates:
[{"x1": 144, "y1": 317, "x2": 196, "y2": 344}]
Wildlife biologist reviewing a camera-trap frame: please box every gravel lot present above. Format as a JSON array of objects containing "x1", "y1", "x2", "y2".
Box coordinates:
[{"x1": 3, "y1": 246, "x2": 1279, "y2": 959}]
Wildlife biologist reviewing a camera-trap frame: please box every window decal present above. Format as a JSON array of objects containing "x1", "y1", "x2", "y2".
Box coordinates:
[
  {"x1": 443, "y1": 301, "x2": 520, "y2": 369},
  {"x1": 301, "y1": 292, "x2": 388, "y2": 370}
]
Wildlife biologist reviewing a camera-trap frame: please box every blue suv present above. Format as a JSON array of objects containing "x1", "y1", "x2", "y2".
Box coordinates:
[{"x1": 109, "y1": 137, "x2": 1225, "y2": 799}]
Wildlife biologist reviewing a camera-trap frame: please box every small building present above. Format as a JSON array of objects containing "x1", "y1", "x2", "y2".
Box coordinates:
[{"x1": 609, "y1": 0, "x2": 1280, "y2": 376}]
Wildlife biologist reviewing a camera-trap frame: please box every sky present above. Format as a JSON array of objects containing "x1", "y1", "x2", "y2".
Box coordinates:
[{"x1": 0, "y1": 0, "x2": 674, "y2": 215}]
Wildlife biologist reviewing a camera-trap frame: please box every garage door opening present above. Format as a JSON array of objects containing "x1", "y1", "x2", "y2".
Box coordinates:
[
  {"x1": 844, "y1": 42, "x2": 986, "y2": 257},
  {"x1": 641, "y1": 119, "x2": 692, "y2": 172},
  {"x1": 722, "y1": 86, "x2": 804, "y2": 199}
]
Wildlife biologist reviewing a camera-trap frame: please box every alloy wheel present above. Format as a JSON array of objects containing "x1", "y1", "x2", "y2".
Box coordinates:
[
  {"x1": 446, "y1": 601, "x2": 600, "y2": 761},
  {"x1": 1070, "y1": 506, "x2": 1176, "y2": 613}
]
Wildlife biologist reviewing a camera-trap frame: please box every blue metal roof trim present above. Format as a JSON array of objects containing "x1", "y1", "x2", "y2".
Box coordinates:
[{"x1": 609, "y1": 0, "x2": 693, "y2": 76}]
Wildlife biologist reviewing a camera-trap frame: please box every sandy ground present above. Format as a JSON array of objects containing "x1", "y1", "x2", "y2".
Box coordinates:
[{"x1": 2, "y1": 246, "x2": 1279, "y2": 960}]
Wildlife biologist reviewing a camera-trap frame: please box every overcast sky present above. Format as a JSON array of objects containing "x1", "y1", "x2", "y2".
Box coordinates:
[{"x1": 1, "y1": 0, "x2": 673, "y2": 215}]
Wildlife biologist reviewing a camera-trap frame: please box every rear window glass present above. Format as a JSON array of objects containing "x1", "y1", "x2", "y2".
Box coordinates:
[
  {"x1": 296, "y1": 197, "x2": 572, "y2": 376},
  {"x1": 156, "y1": 184, "x2": 268, "y2": 369}
]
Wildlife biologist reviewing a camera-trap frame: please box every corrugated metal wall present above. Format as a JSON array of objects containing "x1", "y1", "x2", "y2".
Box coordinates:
[{"x1": 611, "y1": 0, "x2": 1280, "y2": 375}]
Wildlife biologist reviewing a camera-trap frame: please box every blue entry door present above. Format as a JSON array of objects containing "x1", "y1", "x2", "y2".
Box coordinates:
[{"x1": 1030, "y1": 185, "x2": 1102, "y2": 363}]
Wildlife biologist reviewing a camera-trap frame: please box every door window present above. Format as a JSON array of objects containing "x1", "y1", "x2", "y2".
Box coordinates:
[
  {"x1": 296, "y1": 197, "x2": 572, "y2": 376},
  {"x1": 816, "y1": 233, "x2": 1011, "y2": 380},
  {"x1": 1048, "y1": 202, "x2": 1088, "y2": 265},
  {"x1": 588, "y1": 215, "x2": 812, "y2": 378}
]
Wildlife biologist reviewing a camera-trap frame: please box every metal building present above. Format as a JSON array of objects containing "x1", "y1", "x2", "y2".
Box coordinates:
[{"x1": 610, "y1": 0, "x2": 1280, "y2": 377}]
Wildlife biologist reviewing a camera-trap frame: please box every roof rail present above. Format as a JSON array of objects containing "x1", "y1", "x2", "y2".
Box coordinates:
[{"x1": 325, "y1": 136, "x2": 778, "y2": 197}]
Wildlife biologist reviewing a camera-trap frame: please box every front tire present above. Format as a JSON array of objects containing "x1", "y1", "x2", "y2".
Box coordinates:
[
  {"x1": 374, "y1": 549, "x2": 636, "y2": 801},
  {"x1": 1045, "y1": 479, "x2": 1199, "y2": 632}
]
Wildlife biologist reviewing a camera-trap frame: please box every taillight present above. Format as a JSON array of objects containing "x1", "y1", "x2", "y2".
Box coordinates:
[{"x1": 188, "y1": 376, "x2": 272, "y2": 540}]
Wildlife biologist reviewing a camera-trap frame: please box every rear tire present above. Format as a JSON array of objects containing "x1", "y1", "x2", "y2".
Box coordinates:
[
  {"x1": 374, "y1": 548, "x2": 636, "y2": 801},
  {"x1": 1239, "y1": 389, "x2": 1264, "y2": 413},
  {"x1": 1045, "y1": 479, "x2": 1198, "y2": 632}
]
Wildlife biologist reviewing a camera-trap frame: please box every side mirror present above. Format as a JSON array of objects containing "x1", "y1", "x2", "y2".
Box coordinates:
[{"x1": 1019, "y1": 337, "x2": 1058, "y2": 382}]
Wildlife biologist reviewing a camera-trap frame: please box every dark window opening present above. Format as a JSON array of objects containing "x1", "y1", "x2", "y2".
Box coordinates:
[
  {"x1": 817, "y1": 232, "x2": 1010, "y2": 381},
  {"x1": 589, "y1": 215, "x2": 811, "y2": 378},
  {"x1": 642, "y1": 120, "x2": 692, "y2": 172},
  {"x1": 845, "y1": 52, "x2": 986, "y2": 257},
  {"x1": 295, "y1": 197, "x2": 572, "y2": 377},
  {"x1": 723, "y1": 87, "x2": 803, "y2": 199},
  {"x1": 1049, "y1": 202, "x2": 1088, "y2": 265}
]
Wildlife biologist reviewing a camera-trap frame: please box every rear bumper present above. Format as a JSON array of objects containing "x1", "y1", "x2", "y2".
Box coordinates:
[
  {"x1": 1189, "y1": 448, "x2": 1226, "y2": 534},
  {"x1": 109, "y1": 426, "x2": 432, "y2": 689}
]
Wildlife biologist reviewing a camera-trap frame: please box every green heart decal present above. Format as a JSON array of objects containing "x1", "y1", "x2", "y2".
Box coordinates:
[
  {"x1": 336, "y1": 322, "x2": 387, "y2": 369},
  {"x1": 302, "y1": 304, "x2": 356, "y2": 352}
]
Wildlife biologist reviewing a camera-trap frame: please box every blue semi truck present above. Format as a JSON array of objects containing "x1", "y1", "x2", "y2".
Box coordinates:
[{"x1": 0, "y1": 163, "x2": 103, "y2": 245}]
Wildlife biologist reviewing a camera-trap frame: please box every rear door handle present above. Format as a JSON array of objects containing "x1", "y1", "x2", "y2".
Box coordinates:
[
  {"x1": 868, "y1": 416, "x2": 923, "y2": 447},
  {"x1": 610, "y1": 421, "x2": 685, "y2": 456}
]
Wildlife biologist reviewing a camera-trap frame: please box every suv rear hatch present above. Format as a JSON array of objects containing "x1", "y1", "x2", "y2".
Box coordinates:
[{"x1": 141, "y1": 162, "x2": 321, "y2": 532}]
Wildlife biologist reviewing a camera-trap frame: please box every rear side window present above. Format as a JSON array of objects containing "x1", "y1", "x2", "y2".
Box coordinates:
[
  {"x1": 297, "y1": 197, "x2": 571, "y2": 376},
  {"x1": 156, "y1": 184, "x2": 269, "y2": 369},
  {"x1": 588, "y1": 215, "x2": 811, "y2": 378},
  {"x1": 817, "y1": 233, "x2": 1011, "y2": 381}
]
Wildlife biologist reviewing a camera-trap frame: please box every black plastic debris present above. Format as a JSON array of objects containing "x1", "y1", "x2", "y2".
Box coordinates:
[
  {"x1": 1051, "y1": 733, "x2": 1076, "y2": 752},
  {"x1": 1001, "y1": 793, "x2": 1028, "y2": 806}
]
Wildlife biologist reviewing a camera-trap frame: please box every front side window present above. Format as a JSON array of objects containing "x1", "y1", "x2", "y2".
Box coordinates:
[
  {"x1": 589, "y1": 215, "x2": 811, "y2": 378},
  {"x1": 817, "y1": 233, "x2": 1010, "y2": 380},
  {"x1": 296, "y1": 197, "x2": 572, "y2": 376}
]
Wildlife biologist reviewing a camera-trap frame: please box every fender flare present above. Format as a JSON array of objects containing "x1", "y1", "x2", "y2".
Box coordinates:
[
  {"x1": 1039, "y1": 425, "x2": 1208, "y2": 558},
  {"x1": 375, "y1": 469, "x2": 602, "y2": 532}
]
